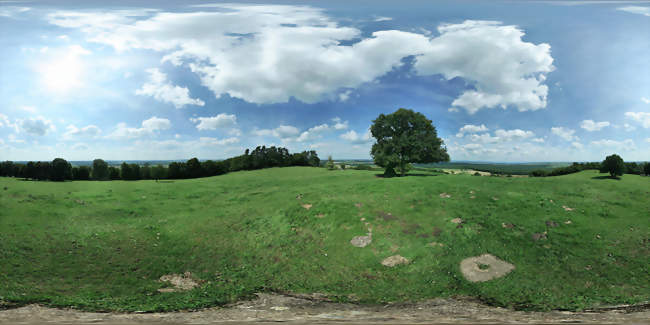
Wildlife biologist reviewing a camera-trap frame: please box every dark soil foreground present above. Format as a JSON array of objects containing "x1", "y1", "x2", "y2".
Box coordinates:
[{"x1": 1, "y1": 293, "x2": 648, "y2": 324}]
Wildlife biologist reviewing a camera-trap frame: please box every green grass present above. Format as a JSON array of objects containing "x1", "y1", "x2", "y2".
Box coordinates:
[{"x1": 0, "y1": 167, "x2": 648, "y2": 312}]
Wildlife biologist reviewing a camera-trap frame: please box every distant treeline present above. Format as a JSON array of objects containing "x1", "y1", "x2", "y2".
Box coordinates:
[
  {"x1": 530, "y1": 161, "x2": 650, "y2": 177},
  {"x1": 0, "y1": 146, "x2": 320, "y2": 181}
]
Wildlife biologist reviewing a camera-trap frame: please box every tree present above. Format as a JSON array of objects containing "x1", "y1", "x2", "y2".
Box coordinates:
[
  {"x1": 50, "y1": 158, "x2": 72, "y2": 181},
  {"x1": 601, "y1": 154, "x2": 625, "y2": 178},
  {"x1": 370, "y1": 108, "x2": 449, "y2": 177},
  {"x1": 92, "y1": 159, "x2": 109, "y2": 180},
  {"x1": 186, "y1": 157, "x2": 203, "y2": 178},
  {"x1": 140, "y1": 163, "x2": 151, "y2": 180},
  {"x1": 326, "y1": 156, "x2": 335, "y2": 170},
  {"x1": 108, "y1": 167, "x2": 121, "y2": 180},
  {"x1": 72, "y1": 166, "x2": 90, "y2": 180},
  {"x1": 643, "y1": 162, "x2": 650, "y2": 176}
]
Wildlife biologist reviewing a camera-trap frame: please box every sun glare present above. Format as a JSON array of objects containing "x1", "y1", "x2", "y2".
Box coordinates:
[{"x1": 36, "y1": 45, "x2": 90, "y2": 94}]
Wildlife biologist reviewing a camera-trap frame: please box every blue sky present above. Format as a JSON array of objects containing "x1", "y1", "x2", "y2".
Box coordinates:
[{"x1": 1, "y1": 0, "x2": 649, "y2": 162}]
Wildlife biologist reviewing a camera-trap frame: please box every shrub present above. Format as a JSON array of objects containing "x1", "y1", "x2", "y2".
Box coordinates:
[
  {"x1": 474, "y1": 172, "x2": 481, "y2": 176},
  {"x1": 529, "y1": 170, "x2": 548, "y2": 177},
  {"x1": 355, "y1": 164, "x2": 372, "y2": 170},
  {"x1": 326, "y1": 156, "x2": 335, "y2": 170},
  {"x1": 600, "y1": 154, "x2": 625, "y2": 178},
  {"x1": 643, "y1": 162, "x2": 650, "y2": 176}
]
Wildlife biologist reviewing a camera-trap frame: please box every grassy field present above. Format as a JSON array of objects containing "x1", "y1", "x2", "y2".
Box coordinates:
[{"x1": 0, "y1": 167, "x2": 648, "y2": 312}]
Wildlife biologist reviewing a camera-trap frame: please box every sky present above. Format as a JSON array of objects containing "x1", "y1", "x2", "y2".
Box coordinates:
[{"x1": 0, "y1": 0, "x2": 649, "y2": 162}]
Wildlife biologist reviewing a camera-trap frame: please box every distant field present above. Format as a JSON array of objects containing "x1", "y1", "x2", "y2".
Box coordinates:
[
  {"x1": 0, "y1": 168, "x2": 648, "y2": 312},
  {"x1": 414, "y1": 162, "x2": 571, "y2": 175}
]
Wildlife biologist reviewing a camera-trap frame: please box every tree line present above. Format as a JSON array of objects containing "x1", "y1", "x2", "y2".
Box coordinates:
[
  {"x1": 0, "y1": 146, "x2": 320, "y2": 181},
  {"x1": 529, "y1": 155, "x2": 650, "y2": 177}
]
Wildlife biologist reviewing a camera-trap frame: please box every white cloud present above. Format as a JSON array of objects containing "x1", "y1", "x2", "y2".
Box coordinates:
[
  {"x1": 623, "y1": 123, "x2": 637, "y2": 131},
  {"x1": 48, "y1": 6, "x2": 553, "y2": 112},
  {"x1": 199, "y1": 136, "x2": 239, "y2": 145},
  {"x1": 19, "y1": 116, "x2": 56, "y2": 136},
  {"x1": 296, "y1": 123, "x2": 330, "y2": 142},
  {"x1": 0, "y1": 114, "x2": 17, "y2": 131},
  {"x1": 532, "y1": 137, "x2": 545, "y2": 143},
  {"x1": 340, "y1": 129, "x2": 373, "y2": 144},
  {"x1": 617, "y1": 6, "x2": 650, "y2": 16},
  {"x1": 71, "y1": 143, "x2": 89, "y2": 150},
  {"x1": 135, "y1": 68, "x2": 204, "y2": 108},
  {"x1": 591, "y1": 139, "x2": 636, "y2": 151},
  {"x1": 580, "y1": 119, "x2": 610, "y2": 131},
  {"x1": 468, "y1": 133, "x2": 500, "y2": 143},
  {"x1": 456, "y1": 124, "x2": 488, "y2": 137},
  {"x1": 63, "y1": 124, "x2": 101, "y2": 140},
  {"x1": 190, "y1": 114, "x2": 237, "y2": 130},
  {"x1": 252, "y1": 125, "x2": 300, "y2": 140},
  {"x1": 494, "y1": 129, "x2": 535, "y2": 141},
  {"x1": 551, "y1": 127, "x2": 578, "y2": 141},
  {"x1": 0, "y1": 6, "x2": 30, "y2": 18},
  {"x1": 571, "y1": 141, "x2": 583, "y2": 150},
  {"x1": 646, "y1": 138, "x2": 650, "y2": 143},
  {"x1": 338, "y1": 90, "x2": 353, "y2": 102},
  {"x1": 19, "y1": 106, "x2": 37, "y2": 113},
  {"x1": 331, "y1": 117, "x2": 349, "y2": 130},
  {"x1": 414, "y1": 21, "x2": 554, "y2": 114},
  {"x1": 35, "y1": 45, "x2": 92, "y2": 95},
  {"x1": 374, "y1": 16, "x2": 393, "y2": 22},
  {"x1": 7, "y1": 134, "x2": 25, "y2": 144},
  {"x1": 625, "y1": 111, "x2": 650, "y2": 128},
  {"x1": 107, "y1": 116, "x2": 171, "y2": 140},
  {"x1": 642, "y1": 97, "x2": 650, "y2": 104},
  {"x1": 141, "y1": 116, "x2": 171, "y2": 131}
]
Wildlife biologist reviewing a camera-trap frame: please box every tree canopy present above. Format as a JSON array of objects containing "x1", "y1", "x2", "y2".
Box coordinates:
[
  {"x1": 370, "y1": 108, "x2": 449, "y2": 176},
  {"x1": 601, "y1": 154, "x2": 625, "y2": 178}
]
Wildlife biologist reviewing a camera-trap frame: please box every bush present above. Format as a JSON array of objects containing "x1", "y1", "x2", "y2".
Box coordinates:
[
  {"x1": 474, "y1": 172, "x2": 481, "y2": 176},
  {"x1": 643, "y1": 162, "x2": 650, "y2": 176},
  {"x1": 529, "y1": 170, "x2": 548, "y2": 177},
  {"x1": 108, "y1": 167, "x2": 120, "y2": 180},
  {"x1": 355, "y1": 164, "x2": 372, "y2": 170},
  {"x1": 72, "y1": 166, "x2": 90, "y2": 180},
  {"x1": 340, "y1": 164, "x2": 346, "y2": 170},
  {"x1": 326, "y1": 156, "x2": 335, "y2": 170}
]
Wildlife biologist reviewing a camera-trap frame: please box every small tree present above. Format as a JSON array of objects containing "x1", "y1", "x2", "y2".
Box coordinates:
[
  {"x1": 108, "y1": 167, "x2": 121, "y2": 180},
  {"x1": 371, "y1": 108, "x2": 450, "y2": 177},
  {"x1": 601, "y1": 154, "x2": 625, "y2": 178},
  {"x1": 326, "y1": 156, "x2": 335, "y2": 170},
  {"x1": 91, "y1": 159, "x2": 109, "y2": 180}
]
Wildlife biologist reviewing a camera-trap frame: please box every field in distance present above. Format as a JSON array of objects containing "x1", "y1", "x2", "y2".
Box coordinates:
[{"x1": 0, "y1": 167, "x2": 647, "y2": 312}]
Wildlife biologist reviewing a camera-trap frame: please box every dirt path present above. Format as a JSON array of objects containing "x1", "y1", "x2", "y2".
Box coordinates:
[{"x1": 1, "y1": 293, "x2": 648, "y2": 324}]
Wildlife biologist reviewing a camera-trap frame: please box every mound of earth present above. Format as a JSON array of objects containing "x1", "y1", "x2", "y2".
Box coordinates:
[
  {"x1": 158, "y1": 272, "x2": 200, "y2": 292},
  {"x1": 459, "y1": 254, "x2": 515, "y2": 282}
]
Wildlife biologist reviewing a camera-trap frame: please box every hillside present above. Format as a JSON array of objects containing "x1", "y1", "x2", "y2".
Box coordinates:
[{"x1": 0, "y1": 168, "x2": 648, "y2": 312}]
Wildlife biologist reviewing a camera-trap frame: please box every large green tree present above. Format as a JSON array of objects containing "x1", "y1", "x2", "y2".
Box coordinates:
[
  {"x1": 50, "y1": 158, "x2": 72, "y2": 181},
  {"x1": 600, "y1": 154, "x2": 625, "y2": 178},
  {"x1": 91, "y1": 159, "x2": 109, "y2": 180},
  {"x1": 370, "y1": 108, "x2": 449, "y2": 177}
]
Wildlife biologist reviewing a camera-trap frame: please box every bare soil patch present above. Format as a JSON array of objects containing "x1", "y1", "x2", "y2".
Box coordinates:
[
  {"x1": 381, "y1": 255, "x2": 409, "y2": 267},
  {"x1": 158, "y1": 272, "x2": 200, "y2": 293},
  {"x1": 2, "y1": 293, "x2": 647, "y2": 324},
  {"x1": 459, "y1": 254, "x2": 515, "y2": 282}
]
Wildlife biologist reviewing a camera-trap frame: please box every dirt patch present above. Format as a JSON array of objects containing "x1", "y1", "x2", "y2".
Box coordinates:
[
  {"x1": 532, "y1": 232, "x2": 548, "y2": 241},
  {"x1": 501, "y1": 223, "x2": 515, "y2": 229},
  {"x1": 377, "y1": 211, "x2": 396, "y2": 221},
  {"x1": 432, "y1": 227, "x2": 442, "y2": 237},
  {"x1": 350, "y1": 234, "x2": 372, "y2": 248},
  {"x1": 460, "y1": 254, "x2": 515, "y2": 282},
  {"x1": 158, "y1": 272, "x2": 200, "y2": 292},
  {"x1": 296, "y1": 194, "x2": 303, "y2": 200},
  {"x1": 439, "y1": 193, "x2": 451, "y2": 198},
  {"x1": 450, "y1": 218, "x2": 462, "y2": 224},
  {"x1": 381, "y1": 254, "x2": 409, "y2": 267},
  {"x1": 546, "y1": 221, "x2": 559, "y2": 227},
  {"x1": 401, "y1": 223, "x2": 421, "y2": 234},
  {"x1": 316, "y1": 213, "x2": 325, "y2": 218},
  {"x1": 564, "y1": 220, "x2": 572, "y2": 224},
  {"x1": 1, "y1": 293, "x2": 648, "y2": 324},
  {"x1": 562, "y1": 205, "x2": 574, "y2": 211},
  {"x1": 301, "y1": 203, "x2": 312, "y2": 210},
  {"x1": 354, "y1": 203, "x2": 362, "y2": 208},
  {"x1": 427, "y1": 242, "x2": 445, "y2": 247},
  {"x1": 75, "y1": 199, "x2": 85, "y2": 205}
]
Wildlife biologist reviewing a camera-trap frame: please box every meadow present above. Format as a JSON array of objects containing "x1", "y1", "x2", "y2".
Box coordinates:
[{"x1": 0, "y1": 167, "x2": 648, "y2": 312}]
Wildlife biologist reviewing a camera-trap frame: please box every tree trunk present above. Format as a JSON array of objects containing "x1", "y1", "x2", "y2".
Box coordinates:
[{"x1": 400, "y1": 157, "x2": 405, "y2": 177}]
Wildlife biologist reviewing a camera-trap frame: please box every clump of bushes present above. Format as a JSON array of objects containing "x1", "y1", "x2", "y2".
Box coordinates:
[{"x1": 355, "y1": 164, "x2": 372, "y2": 170}]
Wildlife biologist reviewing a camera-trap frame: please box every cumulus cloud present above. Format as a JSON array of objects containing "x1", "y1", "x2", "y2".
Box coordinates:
[
  {"x1": 296, "y1": 123, "x2": 330, "y2": 142},
  {"x1": 580, "y1": 119, "x2": 610, "y2": 131},
  {"x1": 0, "y1": 114, "x2": 18, "y2": 131},
  {"x1": 623, "y1": 123, "x2": 636, "y2": 131},
  {"x1": 63, "y1": 124, "x2": 101, "y2": 140},
  {"x1": 625, "y1": 111, "x2": 650, "y2": 128},
  {"x1": 532, "y1": 137, "x2": 545, "y2": 143},
  {"x1": 591, "y1": 139, "x2": 636, "y2": 150},
  {"x1": 468, "y1": 133, "x2": 500, "y2": 143},
  {"x1": 135, "y1": 68, "x2": 205, "y2": 108},
  {"x1": 456, "y1": 124, "x2": 488, "y2": 137},
  {"x1": 198, "y1": 136, "x2": 239, "y2": 145},
  {"x1": 340, "y1": 129, "x2": 373, "y2": 144},
  {"x1": 617, "y1": 6, "x2": 650, "y2": 16},
  {"x1": 494, "y1": 129, "x2": 534, "y2": 141},
  {"x1": 642, "y1": 97, "x2": 650, "y2": 104},
  {"x1": 252, "y1": 125, "x2": 300, "y2": 140},
  {"x1": 551, "y1": 127, "x2": 578, "y2": 141},
  {"x1": 190, "y1": 114, "x2": 237, "y2": 130},
  {"x1": 0, "y1": 6, "x2": 30, "y2": 18},
  {"x1": 48, "y1": 6, "x2": 553, "y2": 113},
  {"x1": 571, "y1": 141, "x2": 583, "y2": 150},
  {"x1": 19, "y1": 116, "x2": 56, "y2": 136},
  {"x1": 107, "y1": 116, "x2": 171, "y2": 139},
  {"x1": 331, "y1": 117, "x2": 349, "y2": 130},
  {"x1": 646, "y1": 138, "x2": 650, "y2": 143}
]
